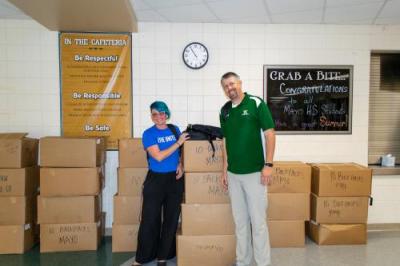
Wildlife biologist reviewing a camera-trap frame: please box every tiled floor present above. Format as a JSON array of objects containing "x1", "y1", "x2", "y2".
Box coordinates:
[{"x1": 1, "y1": 231, "x2": 400, "y2": 266}]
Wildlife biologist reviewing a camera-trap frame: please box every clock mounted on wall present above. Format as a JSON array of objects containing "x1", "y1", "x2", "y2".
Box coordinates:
[{"x1": 182, "y1": 42, "x2": 209, "y2": 69}]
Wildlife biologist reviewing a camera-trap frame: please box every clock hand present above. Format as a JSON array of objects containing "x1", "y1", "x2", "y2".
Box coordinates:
[{"x1": 190, "y1": 47, "x2": 198, "y2": 58}]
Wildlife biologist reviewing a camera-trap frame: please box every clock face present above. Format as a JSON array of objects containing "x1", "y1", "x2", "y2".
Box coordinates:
[{"x1": 182, "y1": 42, "x2": 209, "y2": 69}]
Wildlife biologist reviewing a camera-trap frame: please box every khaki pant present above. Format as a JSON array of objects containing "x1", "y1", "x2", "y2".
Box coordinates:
[{"x1": 228, "y1": 171, "x2": 271, "y2": 266}]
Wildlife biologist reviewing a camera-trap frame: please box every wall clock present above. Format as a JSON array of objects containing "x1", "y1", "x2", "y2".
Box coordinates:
[{"x1": 182, "y1": 42, "x2": 209, "y2": 69}]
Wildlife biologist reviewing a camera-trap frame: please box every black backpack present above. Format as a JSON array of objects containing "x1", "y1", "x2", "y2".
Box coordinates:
[{"x1": 184, "y1": 124, "x2": 223, "y2": 157}]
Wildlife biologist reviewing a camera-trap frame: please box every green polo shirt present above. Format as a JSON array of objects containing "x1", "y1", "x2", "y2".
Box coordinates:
[{"x1": 219, "y1": 93, "x2": 275, "y2": 174}]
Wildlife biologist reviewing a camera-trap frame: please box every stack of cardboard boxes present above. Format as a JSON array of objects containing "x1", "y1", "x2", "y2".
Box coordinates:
[
  {"x1": 308, "y1": 163, "x2": 372, "y2": 245},
  {"x1": 178, "y1": 140, "x2": 236, "y2": 266},
  {"x1": 0, "y1": 133, "x2": 39, "y2": 254},
  {"x1": 38, "y1": 137, "x2": 105, "y2": 252},
  {"x1": 112, "y1": 138, "x2": 147, "y2": 252},
  {"x1": 267, "y1": 162, "x2": 311, "y2": 247}
]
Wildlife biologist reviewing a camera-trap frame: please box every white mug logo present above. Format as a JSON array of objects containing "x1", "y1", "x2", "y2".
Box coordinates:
[{"x1": 241, "y1": 110, "x2": 249, "y2": 116}]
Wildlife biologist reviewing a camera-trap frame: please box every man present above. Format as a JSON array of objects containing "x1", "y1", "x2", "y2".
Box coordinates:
[{"x1": 219, "y1": 72, "x2": 276, "y2": 266}]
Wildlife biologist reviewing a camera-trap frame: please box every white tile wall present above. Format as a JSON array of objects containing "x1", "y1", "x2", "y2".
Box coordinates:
[{"x1": 1, "y1": 19, "x2": 400, "y2": 226}]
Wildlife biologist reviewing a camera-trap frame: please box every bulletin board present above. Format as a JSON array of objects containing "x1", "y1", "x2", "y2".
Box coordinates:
[
  {"x1": 264, "y1": 65, "x2": 353, "y2": 134},
  {"x1": 60, "y1": 32, "x2": 132, "y2": 149}
]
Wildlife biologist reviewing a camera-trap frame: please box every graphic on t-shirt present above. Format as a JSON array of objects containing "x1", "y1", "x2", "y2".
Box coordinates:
[{"x1": 157, "y1": 135, "x2": 176, "y2": 143}]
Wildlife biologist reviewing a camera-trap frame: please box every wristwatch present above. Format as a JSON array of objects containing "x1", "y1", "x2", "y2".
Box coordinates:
[{"x1": 264, "y1": 162, "x2": 274, "y2": 167}]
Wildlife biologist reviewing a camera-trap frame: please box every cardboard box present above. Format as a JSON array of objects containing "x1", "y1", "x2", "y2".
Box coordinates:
[
  {"x1": 40, "y1": 220, "x2": 102, "y2": 252},
  {"x1": 267, "y1": 193, "x2": 310, "y2": 221},
  {"x1": 0, "y1": 133, "x2": 38, "y2": 168},
  {"x1": 40, "y1": 137, "x2": 105, "y2": 167},
  {"x1": 310, "y1": 194, "x2": 369, "y2": 224},
  {"x1": 181, "y1": 204, "x2": 234, "y2": 235},
  {"x1": 311, "y1": 163, "x2": 372, "y2": 196},
  {"x1": 183, "y1": 140, "x2": 223, "y2": 172},
  {"x1": 37, "y1": 196, "x2": 100, "y2": 224},
  {"x1": 308, "y1": 221, "x2": 367, "y2": 245},
  {"x1": 40, "y1": 168, "x2": 103, "y2": 196},
  {"x1": 0, "y1": 224, "x2": 35, "y2": 254},
  {"x1": 112, "y1": 224, "x2": 139, "y2": 252},
  {"x1": 177, "y1": 233, "x2": 236, "y2": 266},
  {"x1": 269, "y1": 162, "x2": 311, "y2": 193},
  {"x1": 113, "y1": 195, "x2": 141, "y2": 224},
  {"x1": 119, "y1": 138, "x2": 147, "y2": 168},
  {"x1": 185, "y1": 172, "x2": 229, "y2": 204},
  {"x1": 117, "y1": 168, "x2": 147, "y2": 196},
  {"x1": 0, "y1": 167, "x2": 39, "y2": 196},
  {"x1": 0, "y1": 196, "x2": 35, "y2": 225},
  {"x1": 268, "y1": 220, "x2": 305, "y2": 247}
]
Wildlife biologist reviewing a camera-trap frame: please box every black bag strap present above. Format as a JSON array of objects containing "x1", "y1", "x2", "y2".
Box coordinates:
[
  {"x1": 221, "y1": 101, "x2": 232, "y2": 122},
  {"x1": 167, "y1": 123, "x2": 182, "y2": 154},
  {"x1": 167, "y1": 123, "x2": 179, "y2": 141},
  {"x1": 208, "y1": 134, "x2": 215, "y2": 158}
]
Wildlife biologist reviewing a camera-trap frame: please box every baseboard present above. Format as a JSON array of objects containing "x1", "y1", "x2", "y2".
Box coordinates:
[{"x1": 367, "y1": 223, "x2": 400, "y2": 232}]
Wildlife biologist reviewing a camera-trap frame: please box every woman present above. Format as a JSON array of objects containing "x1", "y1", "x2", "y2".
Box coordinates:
[{"x1": 133, "y1": 101, "x2": 189, "y2": 266}]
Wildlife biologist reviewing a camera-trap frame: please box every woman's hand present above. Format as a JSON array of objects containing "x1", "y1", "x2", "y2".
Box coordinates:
[
  {"x1": 176, "y1": 162, "x2": 184, "y2": 179},
  {"x1": 175, "y1": 133, "x2": 189, "y2": 179},
  {"x1": 177, "y1": 132, "x2": 190, "y2": 146}
]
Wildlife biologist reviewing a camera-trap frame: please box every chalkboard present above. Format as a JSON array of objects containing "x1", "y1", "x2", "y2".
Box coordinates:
[{"x1": 264, "y1": 65, "x2": 353, "y2": 134}]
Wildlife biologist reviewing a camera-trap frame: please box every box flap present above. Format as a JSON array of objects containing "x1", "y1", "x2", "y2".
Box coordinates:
[
  {"x1": 0, "y1": 133, "x2": 28, "y2": 139},
  {"x1": 41, "y1": 136, "x2": 100, "y2": 140},
  {"x1": 312, "y1": 163, "x2": 368, "y2": 171},
  {"x1": 274, "y1": 161, "x2": 310, "y2": 168},
  {"x1": 274, "y1": 161, "x2": 305, "y2": 165}
]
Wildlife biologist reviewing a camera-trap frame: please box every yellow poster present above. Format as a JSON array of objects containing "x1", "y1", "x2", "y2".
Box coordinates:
[{"x1": 60, "y1": 32, "x2": 132, "y2": 150}]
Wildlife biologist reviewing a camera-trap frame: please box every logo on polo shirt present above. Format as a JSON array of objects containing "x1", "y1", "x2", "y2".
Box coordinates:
[{"x1": 241, "y1": 110, "x2": 249, "y2": 116}]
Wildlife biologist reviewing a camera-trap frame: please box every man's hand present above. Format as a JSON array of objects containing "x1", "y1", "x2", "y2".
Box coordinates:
[
  {"x1": 222, "y1": 171, "x2": 228, "y2": 191},
  {"x1": 176, "y1": 163, "x2": 184, "y2": 180},
  {"x1": 261, "y1": 166, "x2": 272, "y2": 186}
]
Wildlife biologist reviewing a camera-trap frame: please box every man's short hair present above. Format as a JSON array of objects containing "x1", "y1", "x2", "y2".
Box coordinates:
[{"x1": 221, "y1": 72, "x2": 240, "y2": 83}]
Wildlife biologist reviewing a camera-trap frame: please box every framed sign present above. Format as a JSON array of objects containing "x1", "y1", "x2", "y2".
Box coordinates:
[
  {"x1": 264, "y1": 65, "x2": 353, "y2": 134},
  {"x1": 60, "y1": 32, "x2": 132, "y2": 149}
]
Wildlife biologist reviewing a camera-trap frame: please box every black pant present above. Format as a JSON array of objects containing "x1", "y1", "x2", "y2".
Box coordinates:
[{"x1": 135, "y1": 170, "x2": 184, "y2": 264}]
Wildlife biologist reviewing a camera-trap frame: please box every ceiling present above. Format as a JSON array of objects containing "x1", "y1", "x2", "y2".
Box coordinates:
[
  {"x1": 6, "y1": 0, "x2": 137, "y2": 32},
  {"x1": 0, "y1": 0, "x2": 27, "y2": 19},
  {"x1": 1, "y1": 0, "x2": 400, "y2": 25}
]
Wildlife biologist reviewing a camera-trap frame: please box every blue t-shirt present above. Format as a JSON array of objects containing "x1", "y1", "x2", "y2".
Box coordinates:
[{"x1": 142, "y1": 125, "x2": 181, "y2": 173}]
